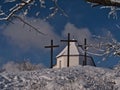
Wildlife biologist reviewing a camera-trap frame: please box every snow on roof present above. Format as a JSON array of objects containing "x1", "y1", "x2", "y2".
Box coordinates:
[{"x1": 56, "y1": 41, "x2": 84, "y2": 58}]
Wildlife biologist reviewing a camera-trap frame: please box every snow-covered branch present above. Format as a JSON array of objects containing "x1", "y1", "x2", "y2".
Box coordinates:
[
  {"x1": 0, "y1": 0, "x2": 34, "y2": 20},
  {"x1": 0, "y1": 0, "x2": 67, "y2": 34},
  {"x1": 85, "y1": 34, "x2": 120, "y2": 60},
  {"x1": 0, "y1": 0, "x2": 67, "y2": 20},
  {"x1": 100, "y1": 6, "x2": 120, "y2": 19},
  {"x1": 45, "y1": 0, "x2": 68, "y2": 20}
]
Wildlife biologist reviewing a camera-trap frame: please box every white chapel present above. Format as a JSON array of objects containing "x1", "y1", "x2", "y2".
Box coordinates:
[{"x1": 53, "y1": 41, "x2": 96, "y2": 68}]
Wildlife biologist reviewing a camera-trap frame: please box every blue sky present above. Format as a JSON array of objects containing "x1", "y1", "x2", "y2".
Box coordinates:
[{"x1": 0, "y1": 0, "x2": 120, "y2": 68}]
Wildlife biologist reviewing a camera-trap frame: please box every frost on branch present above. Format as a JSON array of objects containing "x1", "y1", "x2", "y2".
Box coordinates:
[
  {"x1": 85, "y1": 32, "x2": 120, "y2": 60},
  {"x1": 39, "y1": 0, "x2": 46, "y2": 8},
  {"x1": 0, "y1": 0, "x2": 67, "y2": 34},
  {"x1": 88, "y1": 0, "x2": 120, "y2": 19},
  {"x1": 0, "y1": 0, "x2": 67, "y2": 21},
  {"x1": 100, "y1": 6, "x2": 120, "y2": 19}
]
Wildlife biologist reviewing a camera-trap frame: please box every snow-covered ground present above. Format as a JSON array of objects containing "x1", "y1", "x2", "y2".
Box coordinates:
[{"x1": 0, "y1": 65, "x2": 120, "y2": 90}]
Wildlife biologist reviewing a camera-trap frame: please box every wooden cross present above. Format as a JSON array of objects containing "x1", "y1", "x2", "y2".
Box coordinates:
[
  {"x1": 78, "y1": 38, "x2": 87, "y2": 66},
  {"x1": 45, "y1": 40, "x2": 59, "y2": 68},
  {"x1": 61, "y1": 33, "x2": 77, "y2": 67}
]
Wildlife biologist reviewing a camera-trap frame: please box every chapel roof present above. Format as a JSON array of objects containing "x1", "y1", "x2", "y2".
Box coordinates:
[{"x1": 56, "y1": 41, "x2": 84, "y2": 58}]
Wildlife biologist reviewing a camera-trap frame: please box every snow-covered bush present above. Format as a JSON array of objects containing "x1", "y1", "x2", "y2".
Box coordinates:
[
  {"x1": 0, "y1": 65, "x2": 120, "y2": 90},
  {"x1": 18, "y1": 60, "x2": 46, "y2": 71},
  {"x1": 113, "y1": 62, "x2": 120, "y2": 70},
  {"x1": 2, "y1": 61, "x2": 45, "y2": 72}
]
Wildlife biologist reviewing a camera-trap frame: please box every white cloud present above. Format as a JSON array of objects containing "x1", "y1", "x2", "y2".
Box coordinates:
[
  {"x1": 62, "y1": 23, "x2": 93, "y2": 44},
  {"x1": 62, "y1": 23, "x2": 118, "y2": 59},
  {"x1": 3, "y1": 17, "x2": 61, "y2": 51},
  {"x1": 3, "y1": 19, "x2": 105, "y2": 54}
]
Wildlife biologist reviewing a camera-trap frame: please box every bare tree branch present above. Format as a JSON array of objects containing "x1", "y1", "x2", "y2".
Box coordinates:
[{"x1": 13, "y1": 15, "x2": 45, "y2": 35}]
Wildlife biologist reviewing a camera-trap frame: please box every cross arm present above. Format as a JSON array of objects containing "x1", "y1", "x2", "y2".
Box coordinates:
[
  {"x1": 45, "y1": 45, "x2": 59, "y2": 48},
  {"x1": 61, "y1": 40, "x2": 77, "y2": 42}
]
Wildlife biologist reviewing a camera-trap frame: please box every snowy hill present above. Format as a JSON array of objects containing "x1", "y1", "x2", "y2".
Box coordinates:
[{"x1": 0, "y1": 65, "x2": 120, "y2": 90}]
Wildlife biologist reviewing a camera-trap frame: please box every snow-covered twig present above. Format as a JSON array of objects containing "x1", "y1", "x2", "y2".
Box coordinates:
[
  {"x1": 0, "y1": 0, "x2": 34, "y2": 21},
  {"x1": 45, "y1": 0, "x2": 68, "y2": 20},
  {"x1": 89, "y1": 36, "x2": 120, "y2": 59},
  {"x1": 0, "y1": 0, "x2": 68, "y2": 35}
]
